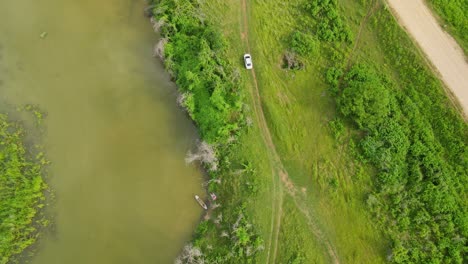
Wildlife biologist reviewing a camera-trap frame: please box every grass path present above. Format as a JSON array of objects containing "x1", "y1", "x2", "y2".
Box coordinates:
[
  {"x1": 239, "y1": 1, "x2": 340, "y2": 263},
  {"x1": 239, "y1": 1, "x2": 283, "y2": 262},
  {"x1": 345, "y1": 0, "x2": 381, "y2": 72}
]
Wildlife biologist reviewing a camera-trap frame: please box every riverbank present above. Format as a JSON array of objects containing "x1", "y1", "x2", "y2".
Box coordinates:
[
  {"x1": 154, "y1": 0, "x2": 467, "y2": 263},
  {"x1": 149, "y1": 0, "x2": 267, "y2": 262}
]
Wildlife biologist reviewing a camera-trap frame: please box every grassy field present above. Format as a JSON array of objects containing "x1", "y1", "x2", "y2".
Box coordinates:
[
  {"x1": 200, "y1": 0, "x2": 388, "y2": 263},
  {"x1": 154, "y1": 0, "x2": 466, "y2": 263},
  {"x1": 198, "y1": 0, "x2": 466, "y2": 263},
  {"x1": 245, "y1": 0, "x2": 392, "y2": 262}
]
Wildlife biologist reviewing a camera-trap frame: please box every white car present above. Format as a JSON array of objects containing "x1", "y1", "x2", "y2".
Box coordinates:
[{"x1": 244, "y1": 54, "x2": 253, "y2": 69}]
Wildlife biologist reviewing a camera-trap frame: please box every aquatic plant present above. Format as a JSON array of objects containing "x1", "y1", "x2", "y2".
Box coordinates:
[{"x1": 0, "y1": 114, "x2": 47, "y2": 264}]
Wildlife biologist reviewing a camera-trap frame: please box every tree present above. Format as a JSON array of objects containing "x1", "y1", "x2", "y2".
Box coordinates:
[{"x1": 338, "y1": 65, "x2": 392, "y2": 130}]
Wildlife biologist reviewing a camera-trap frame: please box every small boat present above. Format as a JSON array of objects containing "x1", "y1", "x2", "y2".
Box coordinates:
[
  {"x1": 195, "y1": 195, "x2": 208, "y2": 210},
  {"x1": 210, "y1": 193, "x2": 217, "y2": 201}
]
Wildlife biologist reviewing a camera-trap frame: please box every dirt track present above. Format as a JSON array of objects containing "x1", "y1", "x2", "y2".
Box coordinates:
[
  {"x1": 386, "y1": 0, "x2": 468, "y2": 115},
  {"x1": 239, "y1": 1, "x2": 340, "y2": 263}
]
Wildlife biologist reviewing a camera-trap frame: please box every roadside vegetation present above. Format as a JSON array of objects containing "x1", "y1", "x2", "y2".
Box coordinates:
[
  {"x1": 328, "y1": 6, "x2": 468, "y2": 261},
  {"x1": 341, "y1": 5, "x2": 467, "y2": 261},
  {"x1": 151, "y1": 0, "x2": 467, "y2": 263},
  {"x1": 427, "y1": 0, "x2": 468, "y2": 55},
  {"x1": 331, "y1": 63, "x2": 466, "y2": 262},
  {"x1": 0, "y1": 112, "x2": 48, "y2": 264}
]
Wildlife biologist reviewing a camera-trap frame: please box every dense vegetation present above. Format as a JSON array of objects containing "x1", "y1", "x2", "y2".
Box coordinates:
[
  {"x1": 332, "y1": 64, "x2": 467, "y2": 263},
  {"x1": 153, "y1": 0, "x2": 245, "y2": 144},
  {"x1": 304, "y1": 0, "x2": 352, "y2": 43},
  {"x1": 150, "y1": 0, "x2": 264, "y2": 262},
  {"x1": 326, "y1": 6, "x2": 468, "y2": 263},
  {"x1": 285, "y1": 0, "x2": 468, "y2": 261},
  {"x1": 428, "y1": 0, "x2": 468, "y2": 54},
  {"x1": 152, "y1": 0, "x2": 467, "y2": 262},
  {"x1": 284, "y1": 0, "x2": 350, "y2": 70},
  {"x1": 0, "y1": 114, "x2": 47, "y2": 264}
]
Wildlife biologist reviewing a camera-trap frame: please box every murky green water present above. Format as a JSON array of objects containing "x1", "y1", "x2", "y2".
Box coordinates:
[{"x1": 0, "y1": 0, "x2": 203, "y2": 263}]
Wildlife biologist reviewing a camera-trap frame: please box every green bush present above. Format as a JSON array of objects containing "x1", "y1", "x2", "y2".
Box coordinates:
[
  {"x1": 151, "y1": 0, "x2": 263, "y2": 263},
  {"x1": 336, "y1": 63, "x2": 467, "y2": 263},
  {"x1": 328, "y1": 118, "x2": 345, "y2": 141},
  {"x1": 338, "y1": 65, "x2": 393, "y2": 131},
  {"x1": 304, "y1": 0, "x2": 351, "y2": 43},
  {"x1": 428, "y1": 0, "x2": 468, "y2": 54},
  {"x1": 289, "y1": 31, "x2": 318, "y2": 56},
  {"x1": 153, "y1": 0, "x2": 244, "y2": 144}
]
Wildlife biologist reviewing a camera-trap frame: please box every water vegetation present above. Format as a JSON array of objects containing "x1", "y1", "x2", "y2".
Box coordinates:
[{"x1": 0, "y1": 113, "x2": 48, "y2": 264}]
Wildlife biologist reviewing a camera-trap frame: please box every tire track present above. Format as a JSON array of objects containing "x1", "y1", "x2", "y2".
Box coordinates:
[
  {"x1": 239, "y1": 1, "x2": 340, "y2": 263},
  {"x1": 344, "y1": 0, "x2": 381, "y2": 72},
  {"x1": 239, "y1": 1, "x2": 282, "y2": 263}
]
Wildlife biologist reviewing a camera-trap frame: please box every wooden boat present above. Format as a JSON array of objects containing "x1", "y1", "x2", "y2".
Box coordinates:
[{"x1": 195, "y1": 195, "x2": 208, "y2": 210}]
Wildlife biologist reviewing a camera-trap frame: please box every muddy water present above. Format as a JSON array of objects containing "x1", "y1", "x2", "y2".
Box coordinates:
[{"x1": 0, "y1": 0, "x2": 203, "y2": 263}]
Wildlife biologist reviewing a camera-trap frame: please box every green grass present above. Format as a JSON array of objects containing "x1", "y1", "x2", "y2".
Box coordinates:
[
  {"x1": 278, "y1": 196, "x2": 328, "y2": 264},
  {"x1": 197, "y1": 2, "x2": 283, "y2": 262},
  {"x1": 199, "y1": 0, "x2": 388, "y2": 263},
  {"x1": 157, "y1": 0, "x2": 466, "y2": 262},
  {"x1": 151, "y1": 0, "x2": 282, "y2": 262},
  {"x1": 337, "y1": 3, "x2": 467, "y2": 262},
  {"x1": 246, "y1": 1, "x2": 391, "y2": 262},
  {"x1": 427, "y1": 0, "x2": 468, "y2": 55}
]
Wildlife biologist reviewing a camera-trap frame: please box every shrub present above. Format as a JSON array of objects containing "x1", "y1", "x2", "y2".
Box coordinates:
[
  {"x1": 304, "y1": 0, "x2": 351, "y2": 43},
  {"x1": 328, "y1": 118, "x2": 345, "y2": 141},
  {"x1": 150, "y1": 1, "x2": 263, "y2": 263},
  {"x1": 337, "y1": 63, "x2": 467, "y2": 263},
  {"x1": 152, "y1": 0, "x2": 244, "y2": 144},
  {"x1": 289, "y1": 31, "x2": 319, "y2": 56},
  {"x1": 338, "y1": 65, "x2": 393, "y2": 131}
]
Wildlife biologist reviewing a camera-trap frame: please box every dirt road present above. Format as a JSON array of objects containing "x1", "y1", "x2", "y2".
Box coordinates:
[
  {"x1": 239, "y1": 1, "x2": 340, "y2": 263},
  {"x1": 386, "y1": 0, "x2": 468, "y2": 115}
]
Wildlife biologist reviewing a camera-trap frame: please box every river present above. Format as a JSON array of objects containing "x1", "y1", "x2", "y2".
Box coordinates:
[{"x1": 0, "y1": 0, "x2": 204, "y2": 263}]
